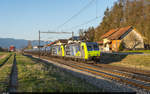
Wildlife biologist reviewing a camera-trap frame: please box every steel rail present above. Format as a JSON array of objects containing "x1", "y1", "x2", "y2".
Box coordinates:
[
  {"x1": 69, "y1": 61, "x2": 150, "y2": 83},
  {"x1": 93, "y1": 64, "x2": 150, "y2": 77},
  {"x1": 55, "y1": 60, "x2": 150, "y2": 91}
]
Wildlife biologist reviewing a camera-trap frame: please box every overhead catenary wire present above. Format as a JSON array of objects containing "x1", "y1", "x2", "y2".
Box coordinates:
[
  {"x1": 40, "y1": 31, "x2": 72, "y2": 34},
  {"x1": 39, "y1": 31, "x2": 73, "y2": 43},
  {"x1": 64, "y1": 15, "x2": 102, "y2": 31},
  {"x1": 40, "y1": 0, "x2": 100, "y2": 41},
  {"x1": 56, "y1": 0, "x2": 95, "y2": 30},
  {"x1": 57, "y1": 0, "x2": 100, "y2": 32},
  {"x1": 96, "y1": 0, "x2": 98, "y2": 18}
]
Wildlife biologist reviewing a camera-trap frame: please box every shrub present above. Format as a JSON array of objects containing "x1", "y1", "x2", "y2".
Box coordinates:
[{"x1": 119, "y1": 42, "x2": 125, "y2": 51}]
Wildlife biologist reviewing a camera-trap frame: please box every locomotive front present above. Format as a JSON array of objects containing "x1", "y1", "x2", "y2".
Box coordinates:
[{"x1": 85, "y1": 42, "x2": 100, "y2": 61}]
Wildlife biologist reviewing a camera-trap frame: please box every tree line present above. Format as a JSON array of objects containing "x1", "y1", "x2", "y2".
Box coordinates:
[
  {"x1": 0, "y1": 46, "x2": 8, "y2": 52},
  {"x1": 80, "y1": 0, "x2": 150, "y2": 45}
]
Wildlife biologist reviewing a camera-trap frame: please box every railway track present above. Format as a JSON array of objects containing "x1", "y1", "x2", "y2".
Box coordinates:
[
  {"x1": 8, "y1": 53, "x2": 18, "y2": 92},
  {"x1": 93, "y1": 64, "x2": 150, "y2": 77},
  {"x1": 34, "y1": 55, "x2": 150, "y2": 92},
  {"x1": 0, "y1": 54, "x2": 12, "y2": 67},
  {"x1": 0, "y1": 53, "x2": 17, "y2": 92},
  {"x1": 74, "y1": 62, "x2": 150, "y2": 84}
]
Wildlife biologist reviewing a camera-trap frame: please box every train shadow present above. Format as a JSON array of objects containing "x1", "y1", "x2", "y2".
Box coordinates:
[
  {"x1": 23, "y1": 54, "x2": 40, "y2": 61},
  {"x1": 98, "y1": 52, "x2": 143, "y2": 64},
  {"x1": 23, "y1": 54, "x2": 33, "y2": 58}
]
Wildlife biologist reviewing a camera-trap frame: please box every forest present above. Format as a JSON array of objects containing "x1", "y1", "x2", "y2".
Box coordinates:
[{"x1": 80, "y1": 0, "x2": 150, "y2": 45}]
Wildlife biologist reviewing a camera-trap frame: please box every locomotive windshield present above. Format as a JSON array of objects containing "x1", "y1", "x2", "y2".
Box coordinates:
[
  {"x1": 86, "y1": 42, "x2": 99, "y2": 51},
  {"x1": 93, "y1": 44, "x2": 99, "y2": 51},
  {"x1": 87, "y1": 45, "x2": 93, "y2": 51}
]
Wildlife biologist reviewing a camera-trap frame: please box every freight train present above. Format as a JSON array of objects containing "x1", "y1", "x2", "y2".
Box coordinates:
[{"x1": 24, "y1": 42, "x2": 100, "y2": 62}]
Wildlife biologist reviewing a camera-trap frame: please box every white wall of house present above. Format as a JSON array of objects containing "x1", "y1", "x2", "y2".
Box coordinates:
[
  {"x1": 105, "y1": 44, "x2": 110, "y2": 51},
  {"x1": 33, "y1": 46, "x2": 38, "y2": 49},
  {"x1": 122, "y1": 29, "x2": 144, "y2": 49},
  {"x1": 101, "y1": 38, "x2": 111, "y2": 52}
]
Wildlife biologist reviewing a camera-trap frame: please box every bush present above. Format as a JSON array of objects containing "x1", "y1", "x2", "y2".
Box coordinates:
[
  {"x1": 119, "y1": 42, "x2": 125, "y2": 51},
  {"x1": 0, "y1": 47, "x2": 8, "y2": 52}
]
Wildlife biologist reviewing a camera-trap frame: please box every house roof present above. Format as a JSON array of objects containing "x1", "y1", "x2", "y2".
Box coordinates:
[
  {"x1": 101, "y1": 26, "x2": 133, "y2": 40},
  {"x1": 55, "y1": 39, "x2": 68, "y2": 43},
  {"x1": 48, "y1": 42, "x2": 55, "y2": 46},
  {"x1": 69, "y1": 36, "x2": 80, "y2": 40},
  {"x1": 97, "y1": 41, "x2": 103, "y2": 44},
  {"x1": 100, "y1": 29, "x2": 118, "y2": 39}
]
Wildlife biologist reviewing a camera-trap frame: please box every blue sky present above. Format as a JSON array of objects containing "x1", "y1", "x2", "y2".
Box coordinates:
[{"x1": 0, "y1": 0, "x2": 117, "y2": 41}]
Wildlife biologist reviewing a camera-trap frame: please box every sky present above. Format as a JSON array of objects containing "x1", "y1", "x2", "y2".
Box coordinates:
[{"x1": 0, "y1": 0, "x2": 118, "y2": 41}]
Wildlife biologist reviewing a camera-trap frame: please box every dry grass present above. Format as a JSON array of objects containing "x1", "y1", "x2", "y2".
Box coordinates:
[
  {"x1": 122, "y1": 50, "x2": 150, "y2": 53},
  {"x1": 0, "y1": 52, "x2": 9, "y2": 56},
  {"x1": 0, "y1": 53, "x2": 11, "y2": 65},
  {"x1": 16, "y1": 54, "x2": 101, "y2": 92},
  {"x1": 110, "y1": 54, "x2": 150, "y2": 71},
  {"x1": 0, "y1": 54, "x2": 13, "y2": 92}
]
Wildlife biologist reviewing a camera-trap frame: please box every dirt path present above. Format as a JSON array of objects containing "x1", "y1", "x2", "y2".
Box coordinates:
[
  {"x1": 0, "y1": 54, "x2": 7, "y2": 59},
  {"x1": 9, "y1": 54, "x2": 18, "y2": 92}
]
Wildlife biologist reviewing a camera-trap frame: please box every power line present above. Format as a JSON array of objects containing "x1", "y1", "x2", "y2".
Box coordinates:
[
  {"x1": 40, "y1": 31, "x2": 72, "y2": 34},
  {"x1": 56, "y1": 0, "x2": 100, "y2": 32},
  {"x1": 64, "y1": 15, "x2": 102, "y2": 31},
  {"x1": 96, "y1": 0, "x2": 98, "y2": 18},
  {"x1": 56, "y1": 0, "x2": 95, "y2": 30}
]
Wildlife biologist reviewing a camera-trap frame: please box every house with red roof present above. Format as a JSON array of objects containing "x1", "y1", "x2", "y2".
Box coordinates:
[{"x1": 98, "y1": 26, "x2": 144, "y2": 52}]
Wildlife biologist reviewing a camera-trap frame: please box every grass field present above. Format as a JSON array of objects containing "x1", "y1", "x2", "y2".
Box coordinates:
[
  {"x1": 0, "y1": 53, "x2": 10, "y2": 65},
  {"x1": 0, "y1": 52, "x2": 9, "y2": 56},
  {"x1": 109, "y1": 54, "x2": 150, "y2": 71},
  {"x1": 0, "y1": 52, "x2": 5, "y2": 56},
  {"x1": 16, "y1": 54, "x2": 102, "y2": 92},
  {"x1": 121, "y1": 50, "x2": 150, "y2": 53},
  {"x1": 0, "y1": 54, "x2": 13, "y2": 92}
]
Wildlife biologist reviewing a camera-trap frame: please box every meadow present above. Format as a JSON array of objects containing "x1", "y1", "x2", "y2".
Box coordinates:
[
  {"x1": 0, "y1": 54, "x2": 13, "y2": 92},
  {"x1": 110, "y1": 54, "x2": 150, "y2": 71},
  {"x1": 16, "y1": 54, "x2": 101, "y2": 92},
  {"x1": 0, "y1": 53, "x2": 11, "y2": 65}
]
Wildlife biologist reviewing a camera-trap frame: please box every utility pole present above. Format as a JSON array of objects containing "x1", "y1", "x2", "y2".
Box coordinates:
[
  {"x1": 39, "y1": 30, "x2": 40, "y2": 58},
  {"x1": 72, "y1": 31, "x2": 74, "y2": 40},
  {"x1": 38, "y1": 31, "x2": 73, "y2": 58},
  {"x1": 39, "y1": 31, "x2": 73, "y2": 38}
]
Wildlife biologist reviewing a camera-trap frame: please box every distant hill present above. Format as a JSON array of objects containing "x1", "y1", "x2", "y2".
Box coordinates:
[{"x1": 0, "y1": 38, "x2": 51, "y2": 49}]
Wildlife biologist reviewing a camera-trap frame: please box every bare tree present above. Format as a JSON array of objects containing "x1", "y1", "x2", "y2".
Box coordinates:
[
  {"x1": 79, "y1": 29, "x2": 86, "y2": 41},
  {"x1": 124, "y1": 32, "x2": 141, "y2": 49}
]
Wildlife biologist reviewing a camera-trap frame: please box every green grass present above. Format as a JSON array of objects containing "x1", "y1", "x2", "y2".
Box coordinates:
[
  {"x1": 0, "y1": 54, "x2": 14, "y2": 92},
  {"x1": 110, "y1": 54, "x2": 150, "y2": 71},
  {"x1": 0, "y1": 52, "x2": 5, "y2": 56},
  {"x1": 16, "y1": 54, "x2": 102, "y2": 92},
  {"x1": 0, "y1": 53, "x2": 11, "y2": 65},
  {"x1": 0, "y1": 52, "x2": 9, "y2": 56},
  {"x1": 121, "y1": 50, "x2": 150, "y2": 53},
  {"x1": 100, "y1": 52, "x2": 150, "y2": 71}
]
